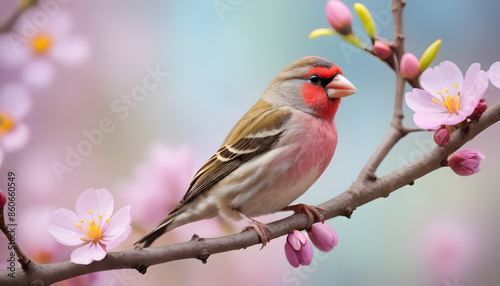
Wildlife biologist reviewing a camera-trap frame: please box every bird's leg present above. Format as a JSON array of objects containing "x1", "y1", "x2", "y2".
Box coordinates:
[
  {"x1": 235, "y1": 209, "x2": 271, "y2": 248},
  {"x1": 282, "y1": 204, "x2": 325, "y2": 228}
]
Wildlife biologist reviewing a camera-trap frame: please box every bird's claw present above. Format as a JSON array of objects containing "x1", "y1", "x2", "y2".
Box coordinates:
[
  {"x1": 283, "y1": 204, "x2": 325, "y2": 228},
  {"x1": 242, "y1": 220, "x2": 271, "y2": 249}
]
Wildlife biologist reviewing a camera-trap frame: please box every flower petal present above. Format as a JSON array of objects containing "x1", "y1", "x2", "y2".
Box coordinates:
[
  {"x1": 0, "y1": 34, "x2": 29, "y2": 68},
  {"x1": 463, "y1": 63, "x2": 481, "y2": 96},
  {"x1": 421, "y1": 61, "x2": 463, "y2": 99},
  {"x1": 76, "y1": 188, "x2": 114, "y2": 221},
  {"x1": 70, "y1": 242, "x2": 106, "y2": 265},
  {"x1": 101, "y1": 205, "x2": 131, "y2": 242},
  {"x1": 0, "y1": 83, "x2": 31, "y2": 119},
  {"x1": 284, "y1": 242, "x2": 300, "y2": 268},
  {"x1": 96, "y1": 188, "x2": 114, "y2": 220},
  {"x1": 48, "y1": 224, "x2": 84, "y2": 246},
  {"x1": 287, "y1": 231, "x2": 302, "y2": 251},
  {"x1": 105, "y1": 226, "x2": 132, "y2": 250},
  {"x1": 297, "y1": 240, "x2": 314, "y2": 266},
  {"x1": 21, "y1": 59, "x2": 55, "y2": 88},
  {"x1": 413, "y1": 112, "x2": 450, "y2": 130},
  {"x1": 405, "y1": 89, "x2": 447, "y2": 113},
  {"x1": 488, "y1": 61, "x2": 500, "y2": 89},
  {"x1": 1, "y1": 123, "x2": 30, "y2": 153},
  {"x1": 50, "y1": 35, "x2": 90, "y2": 66}
]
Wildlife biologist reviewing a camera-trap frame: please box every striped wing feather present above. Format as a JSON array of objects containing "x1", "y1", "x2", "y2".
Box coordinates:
[{"x1": 169, "y1": 100, "x2": 292, "y2": 213}]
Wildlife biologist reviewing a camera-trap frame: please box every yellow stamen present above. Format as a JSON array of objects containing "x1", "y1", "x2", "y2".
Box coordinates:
[
  {"x1": 432, "y1": 85, "x2": 460, "y2": 114},
  {"x1": 88, "y1": 210, "x2": 92, "y2": 214},
  {"x1": 74, "y1": 218, "x2": 105, "y2": 244},
  {"x1": 106, "y1": 218, "x2": 110, "y2": 223},
  {"x1": 98, "y1": 215, "x2": 102, "y2": 219},
  {"x1": 31, "y1": 34, "x2": 52, "y2": 54},
  {"x1": 0, "y1": 112, "x2": 15, "y2": 136}
]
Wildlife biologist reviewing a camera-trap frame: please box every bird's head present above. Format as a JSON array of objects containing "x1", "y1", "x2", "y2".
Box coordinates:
[{"x1": 263, "y1": 56, "x2": 357, "y2": 120}]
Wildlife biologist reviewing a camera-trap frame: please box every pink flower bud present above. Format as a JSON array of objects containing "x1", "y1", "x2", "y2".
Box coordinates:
[
  {"x1": 0, "y1": 190, "x2": 5, "y2": 208},
  {"x1": 307, "y1": 223, "x2": 338, "y2": 252},
  {"x1": 284, "y1": 230, "x2": 313, "y2": 268},
  {"x1": 325, "y1": 0, "x2": 353, "y2": 35},
  {"x1": 373, "y1": 41, "x2": 392, "y2": 60},
  {"x1": 400, "y1": 53, "x2": 420, "y2": 79},
  {"x1": 433, "y1": 128, "x2": 450, "y2": 147},
  {"x1": 469, "y1": 102, "x2": 487, "y2": 121},
  {"x1": 448, "y1": 149, "x2": 485, "y2": 176}
]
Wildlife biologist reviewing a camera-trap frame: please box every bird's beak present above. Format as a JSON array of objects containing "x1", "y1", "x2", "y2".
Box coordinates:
[{"x1": 326, "y1": 75, "x2": 357, "y2": 98}]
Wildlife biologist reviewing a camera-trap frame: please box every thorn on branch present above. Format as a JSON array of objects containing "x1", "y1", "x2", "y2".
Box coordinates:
[
  {"x1": 197, "y1": 250, "x2": 211, "y2": 264},
  {"x1": 344, "y1": 207, "x2": 354, "y2": 218},
  {"x1": 191, "y1": 233, "x2": 203, "y2": 242},
  {"x1": 135, "y1": 263, "x2": 148, "y2": 275},
  {"x1": 408, "y1": 181, "x2": 414, "y2": 186}
]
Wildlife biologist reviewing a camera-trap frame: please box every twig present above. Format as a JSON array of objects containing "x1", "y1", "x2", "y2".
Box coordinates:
[
  {"x1": 0, "y1": 206, "x2": 33, "y2": 271},
  {"x1": 0, "y1": 0, "x2": 39, "y2": 33}
]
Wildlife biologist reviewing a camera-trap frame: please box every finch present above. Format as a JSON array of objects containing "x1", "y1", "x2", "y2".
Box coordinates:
[{"x1": 136, "y1": 56, "x2": 357, "y2": 247}]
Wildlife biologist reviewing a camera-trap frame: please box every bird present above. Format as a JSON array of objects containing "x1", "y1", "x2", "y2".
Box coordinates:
[{"x1": 135, "y1": 56, "x2": 357, "y2": 248}]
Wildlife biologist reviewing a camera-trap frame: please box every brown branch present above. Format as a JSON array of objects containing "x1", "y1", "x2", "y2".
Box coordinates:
[
  {"x1": 0, "y1": 0, "x2": 39, "y2": 33},
  {"x1": 1, "y1": 102, "x2": 499, "y2": 286},
  {"x1": 0, "y1": 206, "x2": 32, "y2": 272}
]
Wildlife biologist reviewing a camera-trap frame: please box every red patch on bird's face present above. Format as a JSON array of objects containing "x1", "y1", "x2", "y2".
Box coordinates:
[{"x1": 301, "y1": 65, "x2": 342, "y2": 120}]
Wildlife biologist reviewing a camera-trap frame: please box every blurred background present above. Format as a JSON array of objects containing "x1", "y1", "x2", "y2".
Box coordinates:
[{"x1": 0, "y1": 0, "x2": 499, "y2": 285}]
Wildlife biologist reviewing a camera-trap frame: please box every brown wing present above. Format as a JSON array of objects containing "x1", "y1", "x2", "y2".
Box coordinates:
[{"x1": 169, "y1": 100, "x2": 292, "y2": 213}]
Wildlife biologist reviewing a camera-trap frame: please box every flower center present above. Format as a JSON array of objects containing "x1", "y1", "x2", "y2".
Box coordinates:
[
  {"x1": 432, "y1": 83, "x2": 460, "y2": 114},
  {"x1": 0, "y1": 112, "x2": 15, "y2": 136},
  {"x1": 74, "y1": 210, "x2": 110, "y2": 243},
  {"x1": 31, "y1": 34, "x2": 52, "y2": 54}
]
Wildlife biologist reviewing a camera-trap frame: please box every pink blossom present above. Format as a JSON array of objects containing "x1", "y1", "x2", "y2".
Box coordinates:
[
  {"x1": 373, "y1": 41, "x2": 392, "y2": 60},
  {"x1": 433, "y1": 128, "x2": 450, "y2": 147},
  {"x1": 284, "y1": 230, "x2": 313, "y2": 268},
  {"x1": 400, "y1": 53, "x2": 420, "y2": 79},
  {"x1": 487, "y1": 61, "x2": 500, "y2": 89},
  {"x1": 307, "y1": 223, "x2": 338, "y2": 252},
  {"x1": 116, "y1": 143, "x2": 196, "y2": 229},
  {"x1": 0, "y1": 9, "x2": 90, "y2": 88},
  {"x1": 325, "y1": 0, "x2": 352, "y2": 35},
  {"x1": 0, "y1": 83, "x2": 31, "y2": 167},
  {"x1": 405, "y1": 61, "x2": 489, "y2": 129},
  {"x1": 447, "y1": 149, "x2": 485, "y2": 176},
  {"x1": 48, "y1": 188, "x2": 131, "y2": 265}
]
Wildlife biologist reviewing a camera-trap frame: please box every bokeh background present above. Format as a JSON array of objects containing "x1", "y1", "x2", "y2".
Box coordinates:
[{"x1": 1, "y1": 0, "x2": 500, "y2": 285}]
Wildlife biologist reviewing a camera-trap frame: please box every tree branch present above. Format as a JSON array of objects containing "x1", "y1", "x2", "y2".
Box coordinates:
[
  {"x1": 1, "y1": 102, "x2": 499, "y2": 286},
  {"x1": 0, "y1": 0, "x2": 38, "y2": 33}
]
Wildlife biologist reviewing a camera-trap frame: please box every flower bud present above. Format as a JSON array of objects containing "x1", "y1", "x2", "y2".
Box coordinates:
[
  {"x1": 433, "y1": 128, "x2": 450, "y2": 147},
  {"x1": 353, "y1": 3, "x2": 376, "y2": 38},
  {"x1": 419, "y1": 39, "x2": 442, "y2": 72},
  {"x1": 326, "y1": 0, "x2": 353, "y2": 35},
  {"x1": 400, "y1": 53, "x2": 420, "y2": 79},
  {"x1": 284, "y1": 230, "x2": 313, "y2": 268},
  {"x1": 373, "y1": 41, "x2": 392, "y2": 60},
  {"x1": 448, "y1": 149, "x2": 485, "y2": 176},
  {"x1": 307, "y1": 223, "x2": 339, "y2": 252},
  {"x1": 469, "y1": 102, "x2": 487, "y2": 121},
  {"x1": 309, "y1": 28, "x2": 336, "y2": 39},
  {"x1": 0, "y1": 190, "x2": 6, "y2": 208}
]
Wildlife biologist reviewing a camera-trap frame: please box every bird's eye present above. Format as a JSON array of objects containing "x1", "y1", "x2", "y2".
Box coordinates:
[{"x1": 308, "y1": 74, "x2": 322, "y2": 85}]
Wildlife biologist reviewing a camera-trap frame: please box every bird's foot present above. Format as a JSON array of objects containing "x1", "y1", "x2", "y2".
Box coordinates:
[
  {"x1": 282, "y1": 204, "x2": 325, "y2": 228},
  {"x1": 236, "y1": 210, "x2": 271, "y2": 249}
]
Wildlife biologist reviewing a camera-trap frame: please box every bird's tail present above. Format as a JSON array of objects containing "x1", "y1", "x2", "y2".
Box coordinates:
[{"x1": 134, "y1": 212, "x2": 178, "y2": 248}]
